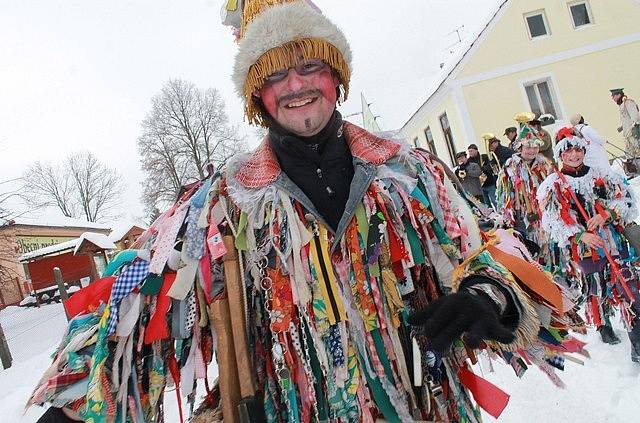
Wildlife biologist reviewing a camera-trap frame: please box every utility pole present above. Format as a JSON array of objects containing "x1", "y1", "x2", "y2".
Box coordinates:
[
  {"x1": 53, "y1": 267, "x2": 70, "y2": 320},
  {"x1": 0, "y1": 321, "x2": 12, "y2": 369}
]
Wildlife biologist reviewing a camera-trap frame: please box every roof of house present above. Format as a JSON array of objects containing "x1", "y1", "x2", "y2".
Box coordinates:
[
  {"x1": 9, "y1": 214, "x2": 110, "y2": 231},
  {"x1": 401, "y1": 0, "x2": 510, "y2": 131},
  {"x1": 108, "y1": 221, "x2": 147, "y2": 243},
  {"x1": 19, "y1": 238, "x2": 79, "y2": 262},
  {"x1": 74, "y1": 232, "x2": 117, "y2": 255},
  {"x1": 19, "y1": 231, "x2": 116, "y2": 262}
]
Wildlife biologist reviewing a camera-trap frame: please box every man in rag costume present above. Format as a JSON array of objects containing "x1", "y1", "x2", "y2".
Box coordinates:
[
  {"x1": 538, "y1": 127, "x2": 640, "y2": 361},
  {"x1": 29, "y1": 2, "x2": 587, "y2": 422},
  {"x1": 496, "y1": 112, "x2": 554, "y2": 258}
]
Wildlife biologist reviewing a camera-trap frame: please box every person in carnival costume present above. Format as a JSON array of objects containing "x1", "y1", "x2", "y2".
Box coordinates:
[
  {"x1": 538, "y1": 127, "x2": 640, "y2": 361},
  {"x1": 496, "y1": 112, "x2": 554, "y2": 255},
  {"x1": 28, "y1": 2, "x2": 587, "y2": 422}
]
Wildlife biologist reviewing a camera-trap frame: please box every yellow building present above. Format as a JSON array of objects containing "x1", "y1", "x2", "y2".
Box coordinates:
[{"x1": 401, "y1": 0, "x2": 640, "y2": 167}]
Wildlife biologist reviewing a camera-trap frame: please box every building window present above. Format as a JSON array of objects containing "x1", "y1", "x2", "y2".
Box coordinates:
[
  {"x1": 524, "y1": 10, "x2": 550, "y2": 39},
  {"x1": 424, "y1": 126, "x2": 436, "y2": 154},
  {"x1": 412, "y1": 137, "x2": 419, "y2": 148},
  {"x1": 524, "y1": 78, "x2": 561, "y2": 119},
  {"x1": 568, "y1": 1, "x2": 593, "y2": 28},
  {"x1": 438, "y1": 113, "x2": 456, "y2": 166}
]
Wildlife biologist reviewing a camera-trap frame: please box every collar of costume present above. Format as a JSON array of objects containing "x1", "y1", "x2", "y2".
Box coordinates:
[
  {"x1": 561, "y1": 163, "x2": 589, "y2": 177},
  {"x1": 232, "y1": 120, "x2": 401, "y2": 189}
]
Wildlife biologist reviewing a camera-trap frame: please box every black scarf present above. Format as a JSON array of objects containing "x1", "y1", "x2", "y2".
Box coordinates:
[
  {"x1": 268, "y1": 110, "x2": 354, "y2": 230},
  {"x1": 561, "y1": 163, "x2": 590, "y2": 177}
]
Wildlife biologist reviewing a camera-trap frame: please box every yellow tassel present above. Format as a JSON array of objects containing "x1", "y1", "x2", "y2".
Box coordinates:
[
  {"x1": 243, "y1": 38, "x2": 351, "y2": 126},
  {"x1": 240, "y1": 0, "x2": 300, "y2": 38}
]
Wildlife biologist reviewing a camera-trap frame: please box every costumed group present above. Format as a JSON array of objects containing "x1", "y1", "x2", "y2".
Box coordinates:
[{"x1": 29, "y1": 1, "x2": 640, "y2": 422}]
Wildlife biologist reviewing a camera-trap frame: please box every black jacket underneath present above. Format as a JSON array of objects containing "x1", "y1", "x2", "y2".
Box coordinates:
[
  {"x1": 268, "y1": 110, "x2": 354, "y2": 231},
  {"x1": 494, "y1": 144, "x2": 516, "y2": 166}
]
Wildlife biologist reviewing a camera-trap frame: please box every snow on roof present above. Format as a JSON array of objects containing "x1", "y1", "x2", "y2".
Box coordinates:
[
  {"x1": 11, "y1": 214, "x2": 110, "y2": 230},
  {"x1": 19, "y1": 231, "x2": 116, "y2": 262},
  {"x1": 73, "y1": 232, "x2": 117, "y2": 255},
  {"x1": 19, "y1": 238, "x2": 79, "y2": 262},
  {"x1": 108, "y1": 221, "x2": 147, "y2": 243}
]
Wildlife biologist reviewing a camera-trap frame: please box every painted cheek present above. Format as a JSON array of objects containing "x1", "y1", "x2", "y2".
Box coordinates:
[
  {"x1": 315, "y1": 72, "x2": 338, "y2": 104},
  {"x1": 259, "y1": 85, "x2": 279, "y2": 119}
]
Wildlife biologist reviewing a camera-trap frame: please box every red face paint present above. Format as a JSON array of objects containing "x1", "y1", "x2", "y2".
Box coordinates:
[{"x1": 257, "y1": 64, "x2": 339, "y2": 137}]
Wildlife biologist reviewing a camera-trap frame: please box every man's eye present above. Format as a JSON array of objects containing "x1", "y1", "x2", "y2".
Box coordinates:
[
  {"x1": 266, "y1": 70, "x2": 287, "y2": 81},
  {"x1": 301, "y1": 62, "x2": 323, "y2": 73}
]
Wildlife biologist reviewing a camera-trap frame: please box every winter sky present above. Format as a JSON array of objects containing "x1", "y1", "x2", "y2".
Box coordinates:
[{"x1": 0, "y1": 0, "x2": 502, "y2": 222}]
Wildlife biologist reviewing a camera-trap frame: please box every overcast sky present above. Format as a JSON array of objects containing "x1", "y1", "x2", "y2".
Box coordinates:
[{"x1": 0, "y1": 0, "x2": 502, "y2": 223}]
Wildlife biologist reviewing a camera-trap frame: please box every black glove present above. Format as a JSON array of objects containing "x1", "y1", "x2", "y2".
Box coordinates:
[{"x1": 407, "y1": 291, "x2": 516, "y2": 352}]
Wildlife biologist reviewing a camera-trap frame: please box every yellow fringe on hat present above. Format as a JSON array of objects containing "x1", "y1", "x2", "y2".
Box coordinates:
[
  {"x1": 240, "y1": 0, "x2": 299, "y2": 38},
  {"x1": 244, "y1": 37, "x2": 351, "y2": 126}
]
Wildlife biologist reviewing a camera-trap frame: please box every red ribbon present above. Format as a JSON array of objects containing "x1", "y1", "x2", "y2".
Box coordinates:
[
  {"x1": 458, "y1": 364, "x2": 510, "y2": 418},
  {"x1": 144, "y1": 273, "x2": 176, "y2": 344}
]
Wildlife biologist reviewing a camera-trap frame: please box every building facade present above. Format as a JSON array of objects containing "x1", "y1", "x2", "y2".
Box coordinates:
[
  {"x1": 402, "y1": 0, "x2": 640, "y2": 167},
  {"x1": 0, "y1": 218, "x2": 110, "y2": 306}
]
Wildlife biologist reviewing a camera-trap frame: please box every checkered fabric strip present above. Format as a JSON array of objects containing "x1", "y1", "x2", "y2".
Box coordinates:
[
  {"x1": 46, "y1": 368, "x2": 90, "y2": 396},
  {"x1": 545, "y1": 355, "x2": 565, "y2": 371},
  {"x1": 235, "y1": 140, "x2": 281, "y2": 189},
  {"x1": 106, "y1": 259, "x2": 149, "y2": 335},
  {"x1": 422, "y1": 155, "x2": 463, "y2": 240},
  {"x1": 343, "y1": 121, "x2": 400, "y2": 165}
]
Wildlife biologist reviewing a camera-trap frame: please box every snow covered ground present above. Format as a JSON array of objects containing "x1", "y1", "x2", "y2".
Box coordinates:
[
  {"x1": 1, "y1": 303, "x2": 638, "y2": 422},
  {"x1": 0, "y1": 303, "x2": 217, "y2": 422}
]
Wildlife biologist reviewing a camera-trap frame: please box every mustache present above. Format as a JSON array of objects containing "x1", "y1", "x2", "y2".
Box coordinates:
[{"x1": 277, "y1": 89, "x2": 321, "y2": 107}]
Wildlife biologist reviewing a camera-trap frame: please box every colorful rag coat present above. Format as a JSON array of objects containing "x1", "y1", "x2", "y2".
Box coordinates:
[
  {"x1": 537, "y1": 165, "x2": 638, "y2": 325},
  {"x1": 28, "y1": 123, "x2": 583, "y2": 423},
  {"x1": 207, "y1": 123, "x2": 577, "y2": 422},
  {"x1": 496, "y1": 153, "x2": 553, "y2": 246}
]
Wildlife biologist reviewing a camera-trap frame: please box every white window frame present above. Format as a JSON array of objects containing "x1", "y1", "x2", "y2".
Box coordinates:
[
  {"x1": 523, "y1": 9, "x2": 551, "y2": 40},
  {"x1": 567, "y1": 1, "x2": 594, "y2": 30},
  {"x1": 519, "y1": 73, "x2": 565, "y2": 121}
]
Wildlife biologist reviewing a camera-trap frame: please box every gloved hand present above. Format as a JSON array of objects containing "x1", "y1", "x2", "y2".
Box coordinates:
[{"x1": 407, "y1": 291, "x2": 516, "y2": 352}]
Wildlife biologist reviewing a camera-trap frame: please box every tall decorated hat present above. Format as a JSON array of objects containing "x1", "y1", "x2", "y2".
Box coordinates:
[
  {"x1": 513, "y1": 112, "x2": 544, "y2": 149},
  {"x1": 222, "y1": 0, "x2": 352, "y2": 126}
]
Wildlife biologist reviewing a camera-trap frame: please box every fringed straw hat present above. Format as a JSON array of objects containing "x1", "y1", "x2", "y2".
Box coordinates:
[{"x1": 224, "y1": 0, "x2": 352, "y2": 126}]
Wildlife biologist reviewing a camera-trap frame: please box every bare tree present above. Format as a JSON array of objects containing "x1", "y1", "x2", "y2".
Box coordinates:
[
  {"x1": 22, "y1": 151, "x2": 123, "y2": 222},
  {"x1": 22, "y1": 162, "x2": 77, "y2": 218},
  {"x1": 0, "y1": 179, "x2": 21, "y2": 294},
  {"x1": 138, "y1": 79, "x2": 245, "y2": 214},
  {"x1": 0, "y1": 141, "x2": 24, "y2": 295}
]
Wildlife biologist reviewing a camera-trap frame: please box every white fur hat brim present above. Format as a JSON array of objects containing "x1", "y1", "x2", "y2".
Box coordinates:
[
  {"x1": 553, "y1": 135, "x2": 588, "y2": 161},
  {"x1": 232, "y1": 2, "x2": 352, "y2": 97}
]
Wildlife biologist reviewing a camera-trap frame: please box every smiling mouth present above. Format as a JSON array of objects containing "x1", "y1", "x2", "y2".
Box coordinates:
[{"x1": 284, "y1": 96, "x2": 318, "y2": 108}]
